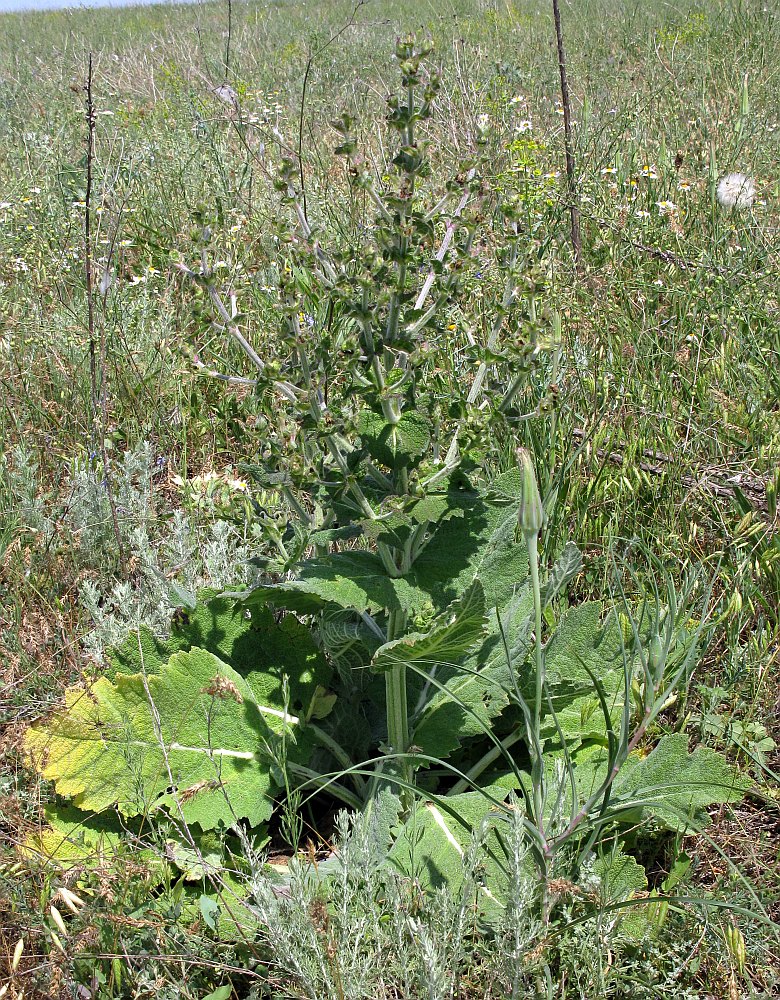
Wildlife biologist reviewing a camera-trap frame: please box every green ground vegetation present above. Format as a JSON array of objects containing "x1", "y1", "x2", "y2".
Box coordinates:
[{"x1": 0, "y1": 1, "x2": 778, "y2": 998}]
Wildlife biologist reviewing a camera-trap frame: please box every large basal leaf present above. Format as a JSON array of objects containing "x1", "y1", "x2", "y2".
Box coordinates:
[
  {"x1": 540, "y1": 603, "x2": 635, "y2": 746},
  {"x1": 25, "y1": 648, "x2": 306, "y2": 830},
  {"x1": 21, "y1": 803, "x2": 129, "y2": 870},
  {"x1": 591, "y1": 845, "x2": 648, "y2": 903},
  {"x1": 553, "y1": 734, "x2": 750, "y2": 835},
  {"x1": 611, "y1": 733, "x2": 751, "y2": 832},
  {"x1": 388, "y1": 789, "x2": 509, "y2": 921},
  {"x1": 108, "y1": 594, "x2": 330, "y2": 721}
]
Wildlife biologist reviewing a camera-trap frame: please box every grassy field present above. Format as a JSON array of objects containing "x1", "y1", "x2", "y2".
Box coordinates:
[{"x1": 0, "y1": 1, "x2": 778, "y2": 997}]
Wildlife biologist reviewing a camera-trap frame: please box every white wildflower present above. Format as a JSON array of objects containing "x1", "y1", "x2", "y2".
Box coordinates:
[{"x1": 716, "y1": 172, "x2": 755, "y2": 209}]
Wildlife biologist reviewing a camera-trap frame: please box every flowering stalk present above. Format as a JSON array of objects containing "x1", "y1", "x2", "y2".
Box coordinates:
[{"x1": 517, "y1": 448, "x2": 550, "y2": 921}]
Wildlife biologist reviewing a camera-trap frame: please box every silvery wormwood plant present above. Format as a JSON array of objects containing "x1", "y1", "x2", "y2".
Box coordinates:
[{"x1": 24, "y1": 37, "x2": 750, "y2": 940}]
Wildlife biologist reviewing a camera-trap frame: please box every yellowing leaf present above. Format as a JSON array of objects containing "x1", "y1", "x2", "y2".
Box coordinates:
[{"x1": 25, "y1": 648, "x2": 294, "y2": 830}]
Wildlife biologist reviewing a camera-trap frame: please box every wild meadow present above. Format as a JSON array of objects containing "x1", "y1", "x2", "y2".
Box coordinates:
[{"x1": 0, "y1": 0, "x2": 778, "y2": 997}]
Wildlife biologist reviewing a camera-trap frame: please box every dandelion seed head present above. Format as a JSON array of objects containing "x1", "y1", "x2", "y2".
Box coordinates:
[
  {"x1": 214, "y1": 83, "x2": 239, "y2": 107},
  {"x1": 716, "y1": 172, "x2": 755, "y2": 209}
]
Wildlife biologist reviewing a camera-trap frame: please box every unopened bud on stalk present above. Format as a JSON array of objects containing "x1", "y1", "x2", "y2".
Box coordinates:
[
  {"x1": 649, "y1": 635, "x2": 665, "y2": 674},
  {"x1": 724, "y1": 589, "x2": 743, "y2": 619},
  {"x1": 517, "y1": 448, "x2": 544, "y2": 537}
]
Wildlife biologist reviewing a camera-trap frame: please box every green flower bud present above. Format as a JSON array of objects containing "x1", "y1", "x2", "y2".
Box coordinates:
[
  {"x1": 649, "y1": 634, "x2": 665, "y2": 674},
  {"x1": 517, "y1": 448, "x2": 544, "y2": 538}
]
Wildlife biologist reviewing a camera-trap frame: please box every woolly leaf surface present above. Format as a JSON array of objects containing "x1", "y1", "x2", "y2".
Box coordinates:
[
  {"x1": 591, "y1": 846, "x2": 648, "y2": 903},
  {"x1": 543, "y1": 542, "x2": 583, "y2": 608},
  {"x1": 611, "y1": 733, "x2": 751, "y2": 832},
  {"x1": 107, "y1": 593, "x2": 330, "y2": 718},
  {"x1": 540, "y1": 603, "x2": 632, "y2": 746},
  {"x1": 388, "y1": 790, "x2": 508, "y2": 921},
  {"x1": 21, "y1": 803, "x2": 127, "y2": 870},
  {"x1": 244, "y1": 491, "x2": 526, "y2": 617},
  {"x1": 24, "y1": 648, "x2": 303, "y2": 830},
  {"x1": 357, "y1": 409, "x2": 431, "y2": 467},
  {"x1": 410, "y1": 585, "x2": 533, "y2": 760},
  {"x1": 370, "y1": 582, "x2": 487, "y2": 674}
]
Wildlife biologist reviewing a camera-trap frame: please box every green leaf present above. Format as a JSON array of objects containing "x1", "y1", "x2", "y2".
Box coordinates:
[
  {"x1": 320, "y1": 608, "x2": 382, "y2": 671},
  {"x1": 19, "y1": 803, "x2": 170, "y2": 882},
  {"x1": 410, "y1": 492, "x2": 526, "y2": 613},
  {"x1": 543, "y1": 542, "x2": 583, "y2": 608},
  {"x1": 198, "y1": 893, "x2": 220, "y2": 930},
  {"x1": 21, "y1": 803, "x2": 122, "y2": 868},
  {"x1": 388, "y1": 789, "x2": 508, "y2": 920},
  {"x1": 410, "y1": 586, "x2": 533, "y2": 760},
  {"x1": 107, "y1": 625, "x2": 175, "y2": 679},
  {"x1": 485, "y1": 467, "x2": 524, "y2": 501},
  {"x1": 359, "y1": 789, "x2": 404, "y2": 867},
  {"x1": 541, "y1": 604, "x2": 636, "y2": 746},
  {"x1": 202, "y1": 987, "x2": 233, "y2": 1000},
  {"x1": 370, "y1": 582, "x2": 487, "y2": 674},
  {"x1": 611, "y1": 733, "x2": 751, "y2": 832},
  {"x1": 25, "y1": 648, "x2": 304, "y2": 830},
  {"x1": 108, "y1": 594, "x2": 330, "y2": 720},
  {"x1": 591, "y1": 845, "x2": 648, "y2": 903},
  {"x1": 306, "y1": 685, "x2": 338, "y2": 721},
  {"x1": 357, "y1": 409, "x2": 431, "y2": 467},
  {"x1": 244, "y1": 551, "x2": 422, "y2": 615},
  {"x1": 244, "y1": 488, "x2": 527, "y2": 619},
  {"x1": 165, "y1": 831, "x2": 226, "y2": 881}
]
